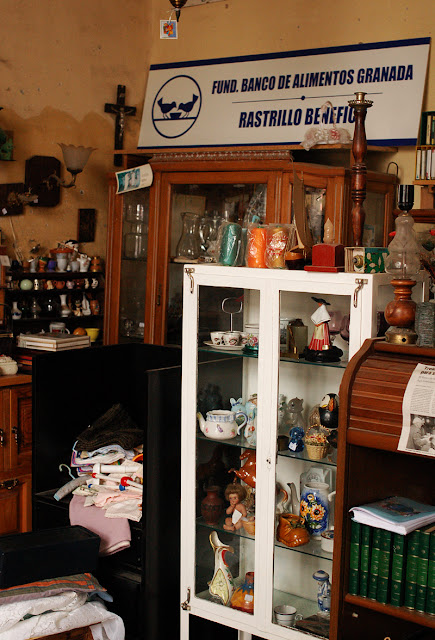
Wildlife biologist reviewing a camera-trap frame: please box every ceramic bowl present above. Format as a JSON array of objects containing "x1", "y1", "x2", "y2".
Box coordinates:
[
  {"x1": 0, "y1": 357, "x2": 18, "y2": 376},
  {"x1": 320, "y1": 528, "x2": 334, "y2": 553}
]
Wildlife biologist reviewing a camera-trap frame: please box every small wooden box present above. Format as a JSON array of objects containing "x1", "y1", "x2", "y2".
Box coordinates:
[{"x1": 304, "y1": 243, "x2": 345, "y2": 272}]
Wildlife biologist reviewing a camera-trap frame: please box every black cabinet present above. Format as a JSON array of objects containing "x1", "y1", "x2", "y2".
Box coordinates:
[{"x1": 31, "y1": 343, "x2": 182, "y2": 640}]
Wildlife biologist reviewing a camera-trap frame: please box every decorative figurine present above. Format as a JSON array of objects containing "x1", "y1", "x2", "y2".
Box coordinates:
[
  {"x1": 288, "y1": 426, "x2": 305, "y2": 452},
  {"x1": 319, "y1": 393, "x2": 339, "y2": 448},
  {"x1": 287, "y1": 397, "x2": 305, "y2": 430},
  {"x1": 312, "y1": 570, "x2": 331, "y2": 617},
  {"x1": 229, "y1": 397, "x2": 247, "y2": 425},
  {"x1": 208, "y1": 531, "x2": 235, "y2": 606},
  {"x1": 304, "y1": 297, "x2": 343, "y2": 363},
  {"x1": 223, "y1": 483, "x2": 247, "y2": 531},
  {"x1": 276, "y1": 513, "x2": 310, "y2": 548},
  {"x1": 230, "y1": 571, "x2": 254, "y2": 614},
  {"x1": 229, "y1": 450, "x2": 256, "y2": 488}
]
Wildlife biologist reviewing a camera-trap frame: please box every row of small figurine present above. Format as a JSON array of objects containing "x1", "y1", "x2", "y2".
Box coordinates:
[{"x1": 11, "y1": 277, "x2": 99, "y2": 291}]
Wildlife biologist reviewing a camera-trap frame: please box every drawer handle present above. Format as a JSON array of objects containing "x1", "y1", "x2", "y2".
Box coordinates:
[
  {"x1": 0, "y1": 428, "x2": 4, "y2": 446},
  {"x1": 12, "y1": 426, "x2": 19, "y2": 446},
  {"x1": 0, "y1": 479, "x2": 19, "y2": 490}
]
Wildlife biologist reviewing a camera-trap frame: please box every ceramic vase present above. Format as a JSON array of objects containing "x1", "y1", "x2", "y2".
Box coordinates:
[
  {"x1": 230, "y1": 571, "x2": 254, "y2": 614},
  {"x1": 11, "y1": 301, "x2": 21, "y2": 320},
  {"x1": 300, "y1": 481, "x2": 335, "y2": 537},
  {"x1": 201, "y1": 486, "x2": 224, "y2": 525},
  {"x1": 313, "y1": 569, "x2": 331, "y2": 617},
  {"x1": 208, "y1": 531, "x2": 235, "y2": 606},
  {"x1": 59, "y1": 293, "x2": 71, "y2": 318}
]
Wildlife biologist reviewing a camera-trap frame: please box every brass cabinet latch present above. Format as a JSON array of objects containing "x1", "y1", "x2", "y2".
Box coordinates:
[
  {"x1": 353, "y1": 278, "x2": 368, "y2": 308},
  {"x1": 181, "y1": 587, "x2": 191, "y2": 611},
  {"x1": 185, "y1": 268, "x2": 195, "y2": 294}
]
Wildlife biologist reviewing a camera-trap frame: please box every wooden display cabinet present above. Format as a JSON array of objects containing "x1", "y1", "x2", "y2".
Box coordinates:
[
  {"x1": 0, "y1": 374, "x2": 32, "y2": 536},
  {"x1": 104, "y1": 148, "x2": 397, "y2": 347},
  {"x1": 331, "y1": 339, "x2": 435, "y2": 640}
]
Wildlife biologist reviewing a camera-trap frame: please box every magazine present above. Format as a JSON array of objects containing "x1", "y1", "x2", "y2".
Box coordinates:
[
  {"x1": 349, "y1": 496, "x2": 435, "y2": 535},
  {"x1": 398, "y1": 362, "x2": 435, "y2": 458}
]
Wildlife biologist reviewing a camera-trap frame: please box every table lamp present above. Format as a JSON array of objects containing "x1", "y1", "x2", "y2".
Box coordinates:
[{"x1": 384, "y1": 185, "x2": 421, "y2": 345}]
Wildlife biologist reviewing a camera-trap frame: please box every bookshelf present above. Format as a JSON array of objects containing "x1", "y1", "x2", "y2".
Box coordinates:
[
  {"x1": 331, "y1": 339, "x2": 435, "y2": 639},
  {"x1": 414, "y1": 110, "x2": 435, "y2": 185}
]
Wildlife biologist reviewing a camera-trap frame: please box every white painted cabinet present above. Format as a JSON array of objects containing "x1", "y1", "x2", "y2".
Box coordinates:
[{"x1": 180, "y1": 265, "x2": 425, "y2": 640}]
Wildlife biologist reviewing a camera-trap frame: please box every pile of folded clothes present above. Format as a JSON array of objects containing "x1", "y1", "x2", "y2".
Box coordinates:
[
  {"x1": 0, "y1": 573, "x2": 124, "y2": 640},
  {"x1": 56, "y1": 404, "x2": 144, "y2": 556}
]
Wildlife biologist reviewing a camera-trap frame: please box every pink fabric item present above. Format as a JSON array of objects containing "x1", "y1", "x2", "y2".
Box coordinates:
[{"x1": 69, "y1": 495, "x2": 131, "y2": 556}]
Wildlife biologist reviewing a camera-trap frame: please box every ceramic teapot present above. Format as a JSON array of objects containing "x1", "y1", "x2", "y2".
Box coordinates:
[{"x1": 197, "y1": 409, "x2": 247, "y2": 441}]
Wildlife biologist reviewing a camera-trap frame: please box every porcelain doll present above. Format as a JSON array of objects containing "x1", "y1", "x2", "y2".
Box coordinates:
[{"x1": 223, "y1": 483, "x2": 247, "y2": 531}]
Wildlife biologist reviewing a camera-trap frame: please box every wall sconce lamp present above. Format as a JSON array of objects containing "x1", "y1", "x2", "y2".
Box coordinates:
[
  {"x1": 48, "y1": 144, "x2": 96, "y2": 189},
  {"x1": 11, "y1": 144, "x2": 96, "y2": 207}
]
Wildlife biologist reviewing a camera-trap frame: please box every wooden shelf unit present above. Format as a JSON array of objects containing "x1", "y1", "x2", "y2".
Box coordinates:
[{"x1": 331, "y1": 339, "x2": 435, "y2": 640}]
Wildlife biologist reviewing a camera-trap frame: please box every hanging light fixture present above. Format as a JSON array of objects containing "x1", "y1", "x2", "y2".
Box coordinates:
[{"x1": 169, "y1": 0, "x2": 188, "y2": 21}]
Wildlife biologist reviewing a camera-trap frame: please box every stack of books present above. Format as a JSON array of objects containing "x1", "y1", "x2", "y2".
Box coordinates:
[
  {"x1": 349, "y1": 497, "x2": 435, "y2": 612},
  {"x1": 17, "y1": 333, "x2": 91, "y2": 352}
]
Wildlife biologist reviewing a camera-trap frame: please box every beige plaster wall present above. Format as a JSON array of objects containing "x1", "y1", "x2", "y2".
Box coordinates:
[
  {"x1": 0, "y1": 0, "x2": 151, "y2": 262},
  {"x1": 1, "y1": 0, "x2": 433, "y2": 266}
]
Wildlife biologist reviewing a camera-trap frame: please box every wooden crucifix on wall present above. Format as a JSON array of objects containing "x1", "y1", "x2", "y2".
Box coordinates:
[{"x1": 105, "y1": 85, "x2": 136, "y2": 167}]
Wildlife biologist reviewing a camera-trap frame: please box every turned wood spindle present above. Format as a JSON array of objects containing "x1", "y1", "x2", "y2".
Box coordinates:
[{"x1": 348, "y1": 92, "x2": 373, "y2": 247}]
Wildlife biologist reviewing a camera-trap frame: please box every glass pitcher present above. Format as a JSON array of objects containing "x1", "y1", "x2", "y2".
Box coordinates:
[
  {"x1": 176, "y1": 212, "x2": 201, "y2": 260},
  {"x1": 124, "y1": 204, "x2": 148, "y2": 260}
]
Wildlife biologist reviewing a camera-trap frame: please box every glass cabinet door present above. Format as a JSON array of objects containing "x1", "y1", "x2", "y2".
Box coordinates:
[
  {"x1": 163, "y1": 174, "x2": 273, "y2": 346},
  {"x1": 182, "y1": 271, "x2": 269, "y2": 630},
  {"x1": 118, "y1": 189, "x2": 150, "y2": 341},
  {"x1": 270, "y1": 288, "x2": 351, "y2": 638}
]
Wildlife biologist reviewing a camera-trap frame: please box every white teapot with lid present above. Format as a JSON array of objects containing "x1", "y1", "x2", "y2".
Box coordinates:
[{"x1": 197, "y1": 409, "x2": 247, "y2": 440}]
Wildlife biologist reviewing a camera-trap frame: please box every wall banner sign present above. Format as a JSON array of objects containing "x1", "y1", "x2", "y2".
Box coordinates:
[{"x1": 138, "y1": 38, "x2": 430, "y2": 149}]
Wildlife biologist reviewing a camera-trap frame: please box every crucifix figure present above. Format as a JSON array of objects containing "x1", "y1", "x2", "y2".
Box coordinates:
[{"x1": 105, "y1": 85, "x2": 136, "y2": 167}]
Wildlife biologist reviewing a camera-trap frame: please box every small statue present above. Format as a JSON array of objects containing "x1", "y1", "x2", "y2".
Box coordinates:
[
  {"x1": 74, "y1": 299, "x2": 83, "y2": 317},
  {"x1": 288, "y1": 426, "x2": 305, "y2": 452},
  {"x1": 304, "y1": 297, "x2": 343, "y2": 363},
  {"x1": 230, "y1": 397, "x2": 246, "y2": 426},
  {"x1": 319, "y1": 393, "x2": 339, "y2": 448},
  {"x1": 287, "y1": 397, "x2": 305, "y2": 430},
  {"x1": 223, "y1": 483, "x2": 247, "y2": 531}
]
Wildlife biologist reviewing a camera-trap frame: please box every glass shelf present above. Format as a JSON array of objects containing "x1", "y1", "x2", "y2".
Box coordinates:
[
  {"x1": 197, "y1": 432, "x2": 337, "y2": 466},
  {"x1": 197, "y1": 516, "x2": 256, "y2": 542},
  {"x1": 197, "y1": 431, "x2": 256, "y2": 451},
  {"x1": 198, "y1": 344, "x2": 348, "y2": 369},
  {"x1": 195, "y1": 585, "x2": 323, "y2": 635},
  {"x1": 278, "y1": 447, "x2": 337, "y2": 467},
  {"x1": 197, "y1": 516, "x2": 333, "y2": 561},
  {"x1": 275, "y1": 536, "x2": 333, "y2": 561}
]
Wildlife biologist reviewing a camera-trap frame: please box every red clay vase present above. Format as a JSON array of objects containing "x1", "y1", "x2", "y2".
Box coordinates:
[{"x1": 201, "y1": 486, "x2": 224, "y2": 525}]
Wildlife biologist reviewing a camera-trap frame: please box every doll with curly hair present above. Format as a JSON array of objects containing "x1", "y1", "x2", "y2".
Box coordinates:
[{"x1": 223, "y1": 483, "x2": 248, "y2": 531}]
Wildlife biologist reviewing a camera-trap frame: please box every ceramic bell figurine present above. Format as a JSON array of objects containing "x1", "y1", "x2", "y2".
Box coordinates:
[
  {"x1": 208, "y1": 531, "x2": 235, "y2": 605},
  {"x1": 303, "y1": 297, "x2": 343, "y2": 363}
]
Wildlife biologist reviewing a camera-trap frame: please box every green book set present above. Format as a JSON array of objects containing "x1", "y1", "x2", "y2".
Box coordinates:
[{"x1": 349, "y1": 518, "x2": 435, "y2": 614}]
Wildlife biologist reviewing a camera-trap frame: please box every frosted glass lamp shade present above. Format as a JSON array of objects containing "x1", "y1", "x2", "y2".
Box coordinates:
[
  {"x1": 384, "y1": 213, "x2": 421, "y2": 279},
  {"x1": 58, "y1": 144, "x2": 95, "y2": 175}
]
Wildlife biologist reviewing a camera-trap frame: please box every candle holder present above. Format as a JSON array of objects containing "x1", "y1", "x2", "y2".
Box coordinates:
[{"x1": 384, "y1": 185, "x2": 421, "y2": 345}]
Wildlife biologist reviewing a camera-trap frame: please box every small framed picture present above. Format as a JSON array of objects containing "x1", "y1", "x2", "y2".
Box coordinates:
[
  {"x1": 78, "y1": 208, "x2": 96, "y2": 243},
  {"x1": 160, "y1": 20, "x2": 177, "y2": 39}
]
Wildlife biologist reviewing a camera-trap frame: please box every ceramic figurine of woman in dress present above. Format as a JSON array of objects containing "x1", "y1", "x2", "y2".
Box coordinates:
[{"x1": 304, "y1": 297, "x2": 342, "y2": 363}]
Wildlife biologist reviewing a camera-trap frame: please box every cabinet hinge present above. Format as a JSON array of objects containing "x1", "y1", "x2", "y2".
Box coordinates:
[
  {"x1": 181, "y1": 587, "x2": 191, "y2": 611},
  {"x1": 185, "y1": 268, "x2": 195, "y2": 294},
  {"x1": 353, "y1": 278, "x2": 368, "y2": 308}
]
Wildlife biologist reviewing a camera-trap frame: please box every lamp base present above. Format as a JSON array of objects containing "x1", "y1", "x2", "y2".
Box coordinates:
[{"x1": 384, "y1": 325, "x2": 418, "y2": 345}]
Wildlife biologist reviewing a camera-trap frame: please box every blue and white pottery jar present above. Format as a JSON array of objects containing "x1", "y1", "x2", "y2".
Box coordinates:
[{"x1": 312, "y1": 570, "x2": 331, "y2": 617}]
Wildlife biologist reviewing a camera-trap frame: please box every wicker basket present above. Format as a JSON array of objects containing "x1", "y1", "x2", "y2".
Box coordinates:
[{"x1": 304, "y1": 426, "x2": 329, "y2": 460}]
